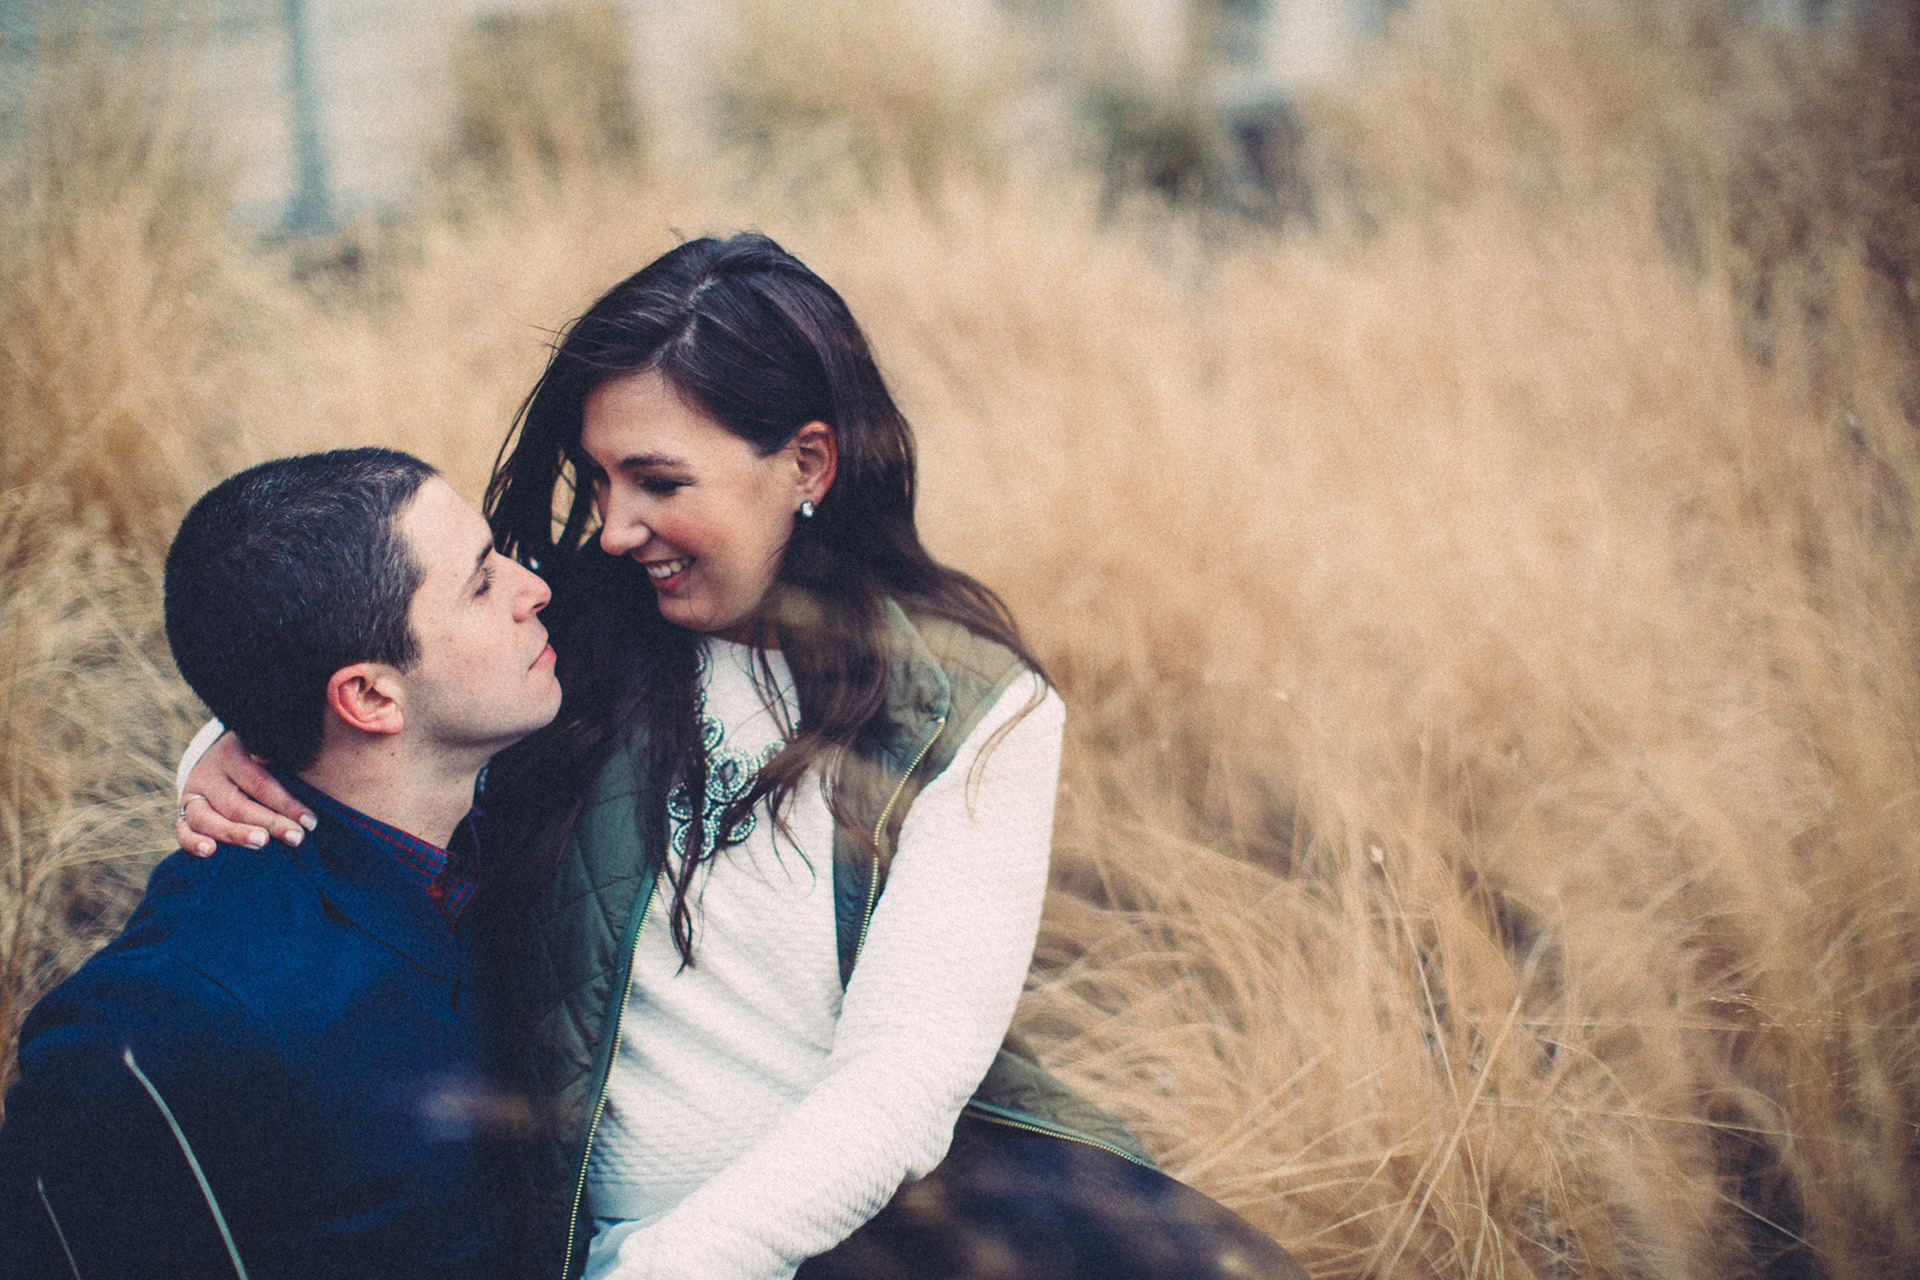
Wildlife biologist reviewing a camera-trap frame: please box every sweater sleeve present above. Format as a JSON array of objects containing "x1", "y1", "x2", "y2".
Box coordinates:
[
  {"x1": 610, "y1": 675, "x2": 1063, "y2": 1280},
  {"x1": 175, "y1": 717, "x2": 227, "y2": 800}
]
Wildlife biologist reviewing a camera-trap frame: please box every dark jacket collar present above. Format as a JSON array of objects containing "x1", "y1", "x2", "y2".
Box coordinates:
[{"x1": 278, "y1": 774, "x2": 461, "y2": 981}]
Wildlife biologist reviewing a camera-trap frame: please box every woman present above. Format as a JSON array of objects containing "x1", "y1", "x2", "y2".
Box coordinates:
[{"x1": 180, "y1": 234, "x2": 1303, "y2": 1280}]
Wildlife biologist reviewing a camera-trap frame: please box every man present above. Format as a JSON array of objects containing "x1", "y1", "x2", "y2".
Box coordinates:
[{"x1": 0, "y1": 448, "x2": 561, "y2": 1278}]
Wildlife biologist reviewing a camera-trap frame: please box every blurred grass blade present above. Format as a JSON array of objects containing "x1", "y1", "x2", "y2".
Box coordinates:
[
  {"x1": 121, "y1": 1048, "x2": 248, "y2": 1280},
  {"x1": 34, "y1": 1176, "x2": 83, "y2": 1280}
]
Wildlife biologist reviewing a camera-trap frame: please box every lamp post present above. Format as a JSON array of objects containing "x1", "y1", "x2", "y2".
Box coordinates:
[{"x1": 284, "y1": 0, "x2": 333, "y2": 234}]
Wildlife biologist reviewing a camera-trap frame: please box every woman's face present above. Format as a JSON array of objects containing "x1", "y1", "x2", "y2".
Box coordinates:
[{"x1": 581, "y1": 370, "x2": 835, "y2": 641}]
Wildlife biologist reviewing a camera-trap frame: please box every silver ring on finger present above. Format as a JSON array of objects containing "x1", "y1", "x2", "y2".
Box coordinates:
[{"x1": 180, "y1": 792, "x2": 208, "y2": 822}]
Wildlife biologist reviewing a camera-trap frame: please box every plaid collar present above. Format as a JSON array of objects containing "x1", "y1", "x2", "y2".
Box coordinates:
[{"x1": 279, "y1": 775, "x2": 481, "y2": 924}]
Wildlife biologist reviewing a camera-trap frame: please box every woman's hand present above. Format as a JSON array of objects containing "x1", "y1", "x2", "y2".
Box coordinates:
[{"x1": 175, "y1": 732, "x2": 316, "y2": 857}]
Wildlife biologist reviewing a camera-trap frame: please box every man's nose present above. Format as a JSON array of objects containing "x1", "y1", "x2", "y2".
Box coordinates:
[{"x1": 514, "y1": 561, "x2": 552, "y2": 617}]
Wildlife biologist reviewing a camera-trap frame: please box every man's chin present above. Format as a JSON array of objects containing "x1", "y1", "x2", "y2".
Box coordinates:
[
  {"x1": 524, "y1": 686, "x2": 565, "y2": 737},
  {"x1": 471, "y1": 701, "x2": 564, "y2": 760}
]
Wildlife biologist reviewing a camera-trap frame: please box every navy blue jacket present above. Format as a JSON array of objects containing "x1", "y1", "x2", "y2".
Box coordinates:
[{"x1": 0, "y1": 791, "x2": 511, "y2": 1279}]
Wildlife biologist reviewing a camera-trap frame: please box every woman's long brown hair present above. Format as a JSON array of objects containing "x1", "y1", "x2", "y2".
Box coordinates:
[{"x1": 483, "y1": 233, "x2": 1044, "y2": 966}]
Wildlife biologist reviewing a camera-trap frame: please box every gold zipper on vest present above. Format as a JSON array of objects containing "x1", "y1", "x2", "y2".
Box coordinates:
[
  {"x1": 560, "y1": 886, "x2": 655, "y2": 1280},
  {"x1": 962, "y1": 1102, "x2": 1156, "y2": 1168},
  {"x1": 851, "y1": 715, "x2": 946, "y2": 970}
]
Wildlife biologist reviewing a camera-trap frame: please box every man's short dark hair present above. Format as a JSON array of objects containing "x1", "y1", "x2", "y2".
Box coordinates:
[{"x1": 164, "y1": 448, "x2": 439, "y2": 771}]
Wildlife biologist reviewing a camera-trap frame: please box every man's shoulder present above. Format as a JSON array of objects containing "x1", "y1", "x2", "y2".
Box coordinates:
[
  {"x1": 6, "y1": 918, "x2": 280, "y2": 1162},
  {"x1": 113, "y1": 843, "x2": 320, "y2": 967},
  {"x1": 45, "y1": 840, "x2": 374, "y2": 1053},
  {"x1": 23, "y1": 847, "x2": 314, "y2": 1049}
]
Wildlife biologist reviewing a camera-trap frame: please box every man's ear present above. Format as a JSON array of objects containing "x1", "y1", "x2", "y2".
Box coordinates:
[
  {"x1": 791, "y1": 421, "x2": 837, "y2": 504},
  {"x1": 325, "y1": 663, "x2": 406, "y2": 737}
]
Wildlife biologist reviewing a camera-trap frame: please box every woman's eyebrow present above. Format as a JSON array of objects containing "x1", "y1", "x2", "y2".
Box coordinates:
[{"x1": 616, "y1": 451, "x2": 685, "y2": 469}]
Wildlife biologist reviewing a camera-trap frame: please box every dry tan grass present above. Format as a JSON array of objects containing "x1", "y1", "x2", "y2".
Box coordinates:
[
  {"x1": 0, "y1": 23, "x2": 273, "y2": 550},
  {"x1": 439, "y1": 0, "x2": 643, "y2": 191},
  {"x1": 4, "y1": 1, "x2": 1919, "y2": 1275},
  {"x1": 0, "y1": 25, "x2": 271, "y2": 1092},
  {"x1": 0, "y1": 483, "x2": 204, "y2": 1097},
  {"x1": 702, "y1": 0, "x2": 1049, "y2": 196}
]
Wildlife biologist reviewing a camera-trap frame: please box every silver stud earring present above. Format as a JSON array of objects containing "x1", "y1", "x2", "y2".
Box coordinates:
[{"x1": 798, "y1": 500, "x2": 815, "y2": 519}]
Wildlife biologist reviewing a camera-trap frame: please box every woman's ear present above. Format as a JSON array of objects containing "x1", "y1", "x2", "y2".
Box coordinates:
[
  {"x1": 325, "y1": 663, "x2": 406, "y2": 737},
  {"x1": 791, "y1": 421, "x2": 837, "y2": 505}
]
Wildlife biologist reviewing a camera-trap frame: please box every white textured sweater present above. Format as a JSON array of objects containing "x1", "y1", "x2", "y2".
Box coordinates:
[{"x1": 583, "y1": 638, "x2": 1061, "y2": 1280}]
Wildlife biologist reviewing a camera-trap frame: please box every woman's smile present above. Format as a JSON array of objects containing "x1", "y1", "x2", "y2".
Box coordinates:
[{"x1": 643, "y1": 556, "x2": 692, "y2": 584}]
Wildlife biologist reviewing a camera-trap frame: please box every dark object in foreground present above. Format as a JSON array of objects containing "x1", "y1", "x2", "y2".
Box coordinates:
[{"x1": 800, "y1": 1113, "x2": 1309, "y2": 1280}]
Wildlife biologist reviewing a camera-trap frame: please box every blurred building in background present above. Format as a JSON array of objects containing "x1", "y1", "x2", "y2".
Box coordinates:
[{"x1": 0, "y1": 0, "x2": 1866, "y2": 231}]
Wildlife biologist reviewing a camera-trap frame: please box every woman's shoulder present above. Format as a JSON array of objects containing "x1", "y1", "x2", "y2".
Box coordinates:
[{"x1": 889, "y1": 604, "x2": 1033, "y2": 691}]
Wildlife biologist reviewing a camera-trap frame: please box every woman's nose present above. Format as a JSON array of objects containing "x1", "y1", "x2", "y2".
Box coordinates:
[
  {"x1": 597, "y1": 492, "x2": 649, "y2": 557},
  {"x1": 599, "y1": 521, "x2": 643, "y2": 557}
]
